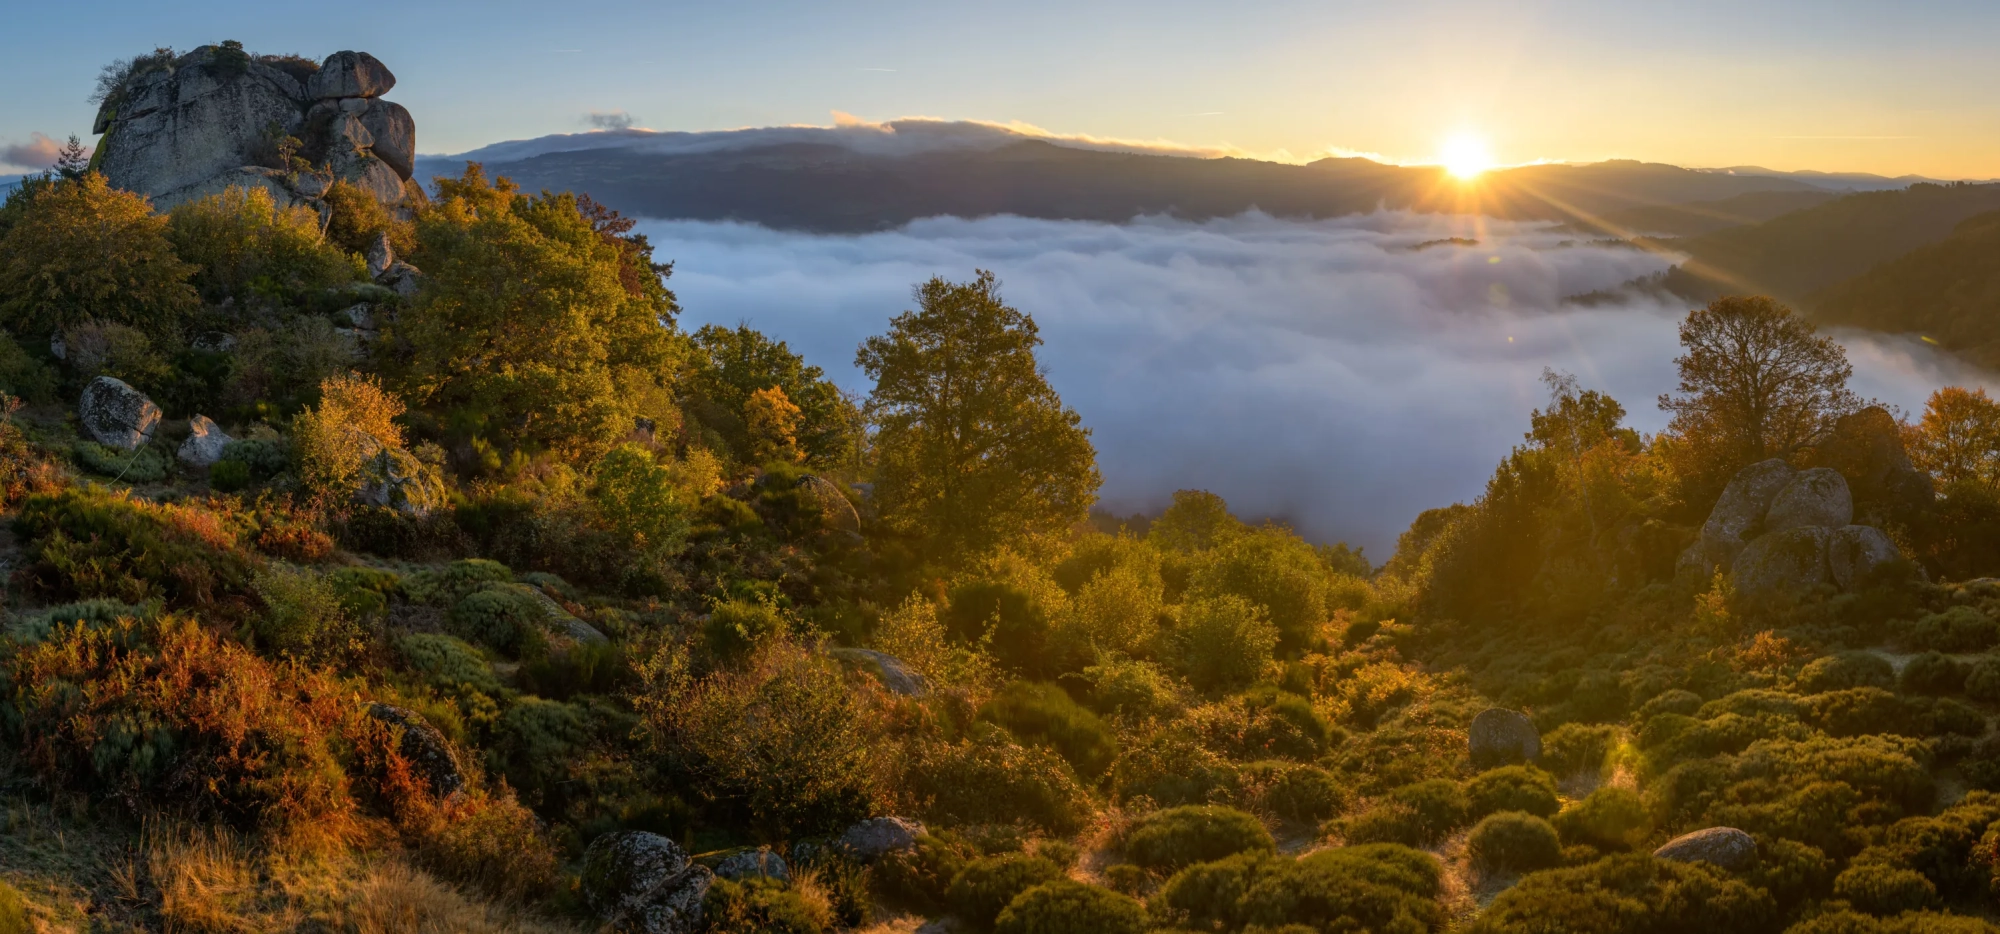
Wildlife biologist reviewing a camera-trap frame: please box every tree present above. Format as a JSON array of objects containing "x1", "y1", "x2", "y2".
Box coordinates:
[
  {"x1": 0, "y1": 172, "x2": 197, "y2": 342},
  {"x1": 856, "y1": 271, "x2": 1099, "y2": 559},
  {"x1": 688, "y1": 323, "x2": 857, "y2": 465},
  {"x1": 391, "y1": 165, "x2": 681, "y2": 463},
  {"x1": 52, "y1": 136, "x2": 90, "y2": 181},
  {"x1": 167, "y1": 185, "x2": 361, "y2": 306},
  {"x1": 1909, "y1": 387, "x2": 2000, "y2": 490},
  {"x1": 744, "y1": 385, "x2": 804, "y2": 464},
  {"x1": 1658, "y1": 296, "x2": 1860, "y2": 496}
]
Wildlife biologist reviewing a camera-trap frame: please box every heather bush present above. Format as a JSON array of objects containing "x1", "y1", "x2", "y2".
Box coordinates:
[
  {"x1": 73, "y1": 440, "x2": 169, "y2": 483},
  {"x1": 1900, "y1": 606, "x2": 2000, "y2": 654},
  {"x1": 1466, "y1": 853, "x2": 1776, "y2": 934},
  {"x1": 705, "y1": 596, "x2": 792, "y2": 662},
  {"x1": 488, "y1": 697, "x2": 590, "y2": 806},
  {"x1": 1834, "y1": 863, "x2": 1940, "y2": 916},
  {"x1": 1965, "y1": 656, "x2": 2000, "y2": 702},
  {"x1": 1163, "y1": 595, "x2": 1277, "y2": 693},
  {"x1": 703, "y1": 876, "x2": 833, "y2": 934},
  {"x1": 1468, "y1": 811, "x2": 1563, "y2": 872},
  {"x1": 1340, "y1": 779, "x2": 1469, "y2": 846},
  {"x1": 993, "y1": 880, "x2": 1147, "y2": 934},
  {"x1": 13, "y1": 487, "x2": 257, "y2": 608},
  {"x1": 979, "y1": 681, "x2": 1117, "y2": 778},
  {"x1": 1467, "y1": 765, "x2": 1560, "y2": 819},
  {"x1": 516, "y1": 640, "x2": 630, "y2": 700},
  {"x1": 1899, "y1": 652, "x2": 1966, "y2": 695},
  {"x1": 403, "y1": 558, "x2": 513, "y2": 606},
  {"x1": 250, "y1": 563, "x2": 358, "y2": 661},
  {"x1": 1554, "y1": 786, "x2": 1650, "y2": 850},
  {"x1": 947, "y1": 853, "x2": 1065, "y2": 929},
  {"x1": 1799, "y1": 652, "x2": 1896, "y2": 693},
  {"x1": 397, "y1": 633, "x2": 500, "y2": 695},
  {"x1": 1149, "y1": 846, "x2": 1440, "y2": 933},
  {"x1": 1122, "y1": 805, "x2": 1274, "y2": 872},
  {"x1": 1541, "y1": 722, "x2": 1620, "y2": 776},
  {"x1": 903, "y1": 729, "x2": 1093, "y2": 834},
  {"x1": 873, "y1": 834, "x2": 971, "y2": 915},
  {"x1": 1079, "y1": 655, "x2": 1185, "y2": 719},
  {"x1": 448, "y1": 584, "x2": 550, "y2": 659},
  {"x1": 1241, "y1": 760, "x2": 1345, "y2": 823},
  {"x1": 1109, "y1": 728, "x2": 1241, "y2": 808}
]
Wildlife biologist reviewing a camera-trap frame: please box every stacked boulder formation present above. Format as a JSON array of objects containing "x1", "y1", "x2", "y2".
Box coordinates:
[
  {"x1": 1677, "y1": 458, "x2": 1907, "y2": 606},
  {"x1": 94, "y1": 45, "x2": 416, "y2": 215}
]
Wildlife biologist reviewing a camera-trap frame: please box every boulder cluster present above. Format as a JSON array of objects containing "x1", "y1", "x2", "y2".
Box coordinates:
[
  {"x1": 95, "y1": 46, "x2": 416, "y2": 216},
  {"x1": 1677, "y1": 459, "x2": 1907, "y2": 606}
]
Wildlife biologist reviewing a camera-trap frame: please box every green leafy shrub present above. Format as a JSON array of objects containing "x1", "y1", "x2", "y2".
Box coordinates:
[
  {"x1": 1541, "y1": 722, "x2": 1620, "y2": 776},
  {"x1": 980, "y1": 681, "x2": 1117, "y2": 779},
  {"x1": 1242, "y1": 761, "x2": 1345, "y2": 824},
  {"x1": 947, "y1": 854, "x2": 1065, "y2": 929},
  {"x1": 993, "y1": 880, "x2": 1147, "y2": 934},
  {"x1": 1745, "y1": 835, "x2": 1834, "y2": 913},
  {"x1": 403, "y1": 559, "x2": 514, "y2": 606},
  {"x1": 1554, "y1": 786, "x2": 1650, "y2": 850},
  {"x1": 1899, "y1": 652, "x2": 1966, "y2": 695},
  {"x1": 214, "y1": 438, "x2": 290, "y2": 486},
  {"x1": 449, "y1": 585, "x2": 550, "y2": 659},
  {"x1": 73, "y1": 440, "x2": 169, "y2": 482},
  {"x1": 705, "y1": 596, "x2": 792, "y2": 661},
  {"x1": 1966, "y1": 657, "x2": 2000, "y2": 702},
  {"x1": 702, "y1": 876, "x2": 832, "y2": 934},
  {"x1": 1799, "y1": 652, "x2": 1896, "y2": 694},
  {"x1": 1468, "y1": 811, "x2": 1563, "y2": 872},
  {"x1": 1149, "y1": 847, "x2": 1440, "y2": 933},
  {"x1": 1164, "y1": 595, "x2": 1277, "y2": 693},
  {"x1": 903, "y1": 730, "x2": 1092, "y2": 834},
  {"x1": 1123, "y1": 806, "x2": 1274, "y2": 872},
  {"x1": 397, "y1": 633, "x2": 500, "y2": 695},
  {"x1": 491, "y1": 697, "x2": 590, "y2": 807},
  {"x1": 1079, "y1": 656, "x2": 1185, "y2": 719},
  {"x1": 1109, "y1": 729, "x2": 1241, "y2": 808},
  {"x1": 250, "y1": 563, "x2": 358, "y2": 661},
  {"x1": 1833, "y1": 863, "x2": 1940, "y2": 916},
  {"x1": 1467, "y1": 765, "x2": 1560, "y2": 819},
  {"x1": 1810, "y1": 688, "x2": 1922, "y2": 737},
  {"x1": 1636, "y1": 689, "x2": 1703, "y2": 720},
  {"x1": 946, "y1": 579, "x2": 1059, "y2": 677},
  {"x1": 1466, "y1": 853, "x2": 1776, "y2": 933},
  {"x1": 517, "y1": 641, "x2": 631, "y2": 700},
  {"x1": 326, "y1": 566, "x2": 399, "y2": 619},
  {"x1": 0, "y1": 334, "x2": 55, "y2": 402},
  {"x1": 208, "y1": 458, "x2": 252, "y2": 492},
  {"x1": 1184, "y1": 528, "x2": 1336, "y2": 653},
  {"x1": 1349, "y1": 780, "x2": 1469, "y2": 846},
  {"x1": 13, "y1": 487, "x2": 256, "y2": 608},
  {"x1": 873, "y1": 834, "x2": 971, "y2": 915},
  {"x1": 1900, "y1": 606, "x2": 2000, "y2": 653}
]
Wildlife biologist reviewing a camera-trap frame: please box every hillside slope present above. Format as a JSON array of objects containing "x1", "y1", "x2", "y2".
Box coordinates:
[{"x1": 1814, "y1": 210, "x2": 2000, "y2": 366}]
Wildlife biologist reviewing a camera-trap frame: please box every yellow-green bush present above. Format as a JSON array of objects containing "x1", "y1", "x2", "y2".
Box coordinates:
[
  {"x1": 13, "y1": 487, "x2": 257, "y2": 608},
  {"x1": 1122, "y1": 806, "x2": 1274, "y2": 872},
  {"x1": 449, "y1": 585, "x2": 551, "y2": 660},
  {"x1": 397, "y1": 633, "x2": 500, "y2": 695},
  {"x1": 994, "y1": 880, "x2": 1146, "y2": 934},
  {"x1": 1241, "y1": 760, "x2": 1345, "y2": 824},
  {"x1": 947, "y1": 853, "x2": 1065, "y2": 929},
  {"x1": 979, "y1": 681, "x2": 1117, "y2": 779},
  {"x1": 1467, "y1": 811, "x2": 1562, "y2": 872},
  {"x1": 1467, "y1": 765, "x2": 1560, "y2": 819},
  {"x1": 1554, "y1": 786, "x2": 1650, "y2": 850},
  {"x1": 1164, "y1": 595, "x2": 1277, "y2": 693},
  {"x1": 1466, "y1": 853, "x2": 1775, "y2": 934},
  {"x1": 703, "y1": 876, "x2": 833, "y2": 934},
  {"x1": 903, "y1": 729, "x2": 1092, "y2": 834}
]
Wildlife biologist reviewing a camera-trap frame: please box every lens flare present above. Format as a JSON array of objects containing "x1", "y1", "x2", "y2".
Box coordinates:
[{"x1": 1439, "y1": 132, "x2": 1494, "y2": 179}]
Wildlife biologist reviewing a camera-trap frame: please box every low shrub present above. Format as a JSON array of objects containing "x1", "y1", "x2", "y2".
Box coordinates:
[
  {"x1": 1467, "y1": 765, "x2": 1560, "y2": 819},
  {"x1": 448, "y1": 585, "x2": 550, "y2": 660},
  {"x1": 1109, "y1": 729, "x2": 1241, "y2": 808},
  {"x1": 250, "y1": 563, "x2": 358, "y2": 661},
  {"x1": 981, "y1": 681, "x2": 1117, "y2": 779},
  {"x1": 993, "y1": 880, "x2": 1147, "y2": 934},
  {"x1": 398, "y1": 634, "x2": 501, "y2": 695},
  {"x1": 13, "y1": 487, "x2": 257, "y2": 608},
  {"x1": 517, "y1": 641, "x2": 631, "y2": 700},
  {"x1": 1900, "y1": 606, "x2": 2000, "y2": 654},
  {"x1": 1466, "y1": 853, "x2": 1776, "y2": 933},
  {"x1": 6, "y1": 598, "x2": 149, "y2": 644},
  {"x1": 215, "y1": 438, "x2": 290, "y2": 485},
  {"x1": 1745, "y1": 835, "x2": 1834, "y2": 913},
  {"x1": 396, "y1": 788, "x2": 560, "y2": 900},
  {"x1": 1799, "y1": 652, "x2": 1896, "y2": 694},
  {"x1": 703, "y1": 876, "x2": 833, "y2": 934},
  {"x1": 326, "y1": 566, "x2": 400, "y2": 619},
  {"x1": 208, "y1": 458, "x2": 253, "y2": 492},
  {"x1": 1242, "y1": 760, "x2": 1345, "y2": 824},
  {"x1": 1468, "y1": 811, "x2": 1563, "y2": 872},
  {"x1": 903, "y1": 730, "x2": 1093, "y2": 834},
  {"x1": 705, "y1": 596, "x2": 792, "y2": 662},
  {"x1": 1966, "y1": 657, "x2": 2000, "y2": 702},
  {"x1": 74, "y1": 440, "x2": 169, "y2": 483},
  {"x1": 1163, "y1": 595, "x2": 1278, "y2": 693},
  {"x1": 1378, "y1": 779, "x2": 1469, "y2": 843},
  {"x1": 1899, "y1": 652, "x2": 1966, "y2": 696},
  {"x1": 1541, "y1": 722, "x2": 1620, "y2": 776},
  {"x1": 489, "y1": 697, "x2": 590, "y2": 807},
  {"x1": 1122, "y1": 806, "x2": 1275, "y2": 872},
  {"x1": 1833, "y1": 863, "x2": 1939, "y2": 916},
  {"x1": 403, "y1": 559, "x2": 513, "y2": 607},
  {"x1": 873, "y1": 834, "x2": 971, "y2": 915},
  {"x1": 1149, "y1": 847, "x2": 1440, "y2": 933},
  {"x1": 1553, "y1": 786, "x2": 1650, "y2": 851},
  {"x1": 1079, "y1": 656, "x2": 1185, "y2": 719},
  {"x1": 947, "y1": 853, "x2": 1065, "y2": 929}
]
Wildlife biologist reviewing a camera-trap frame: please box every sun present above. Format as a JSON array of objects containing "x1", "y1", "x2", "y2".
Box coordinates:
[{"x1": 1439, "y1": 132, "x2": 1495, "y2": 180}]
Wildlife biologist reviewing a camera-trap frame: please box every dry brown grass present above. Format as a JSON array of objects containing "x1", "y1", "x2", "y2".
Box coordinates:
[{"x1": 345, "y1": 862, "x2": 583, "y2": 934}]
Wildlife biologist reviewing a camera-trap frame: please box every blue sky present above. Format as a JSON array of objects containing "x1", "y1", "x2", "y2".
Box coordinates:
[{"x1": 4, "y1": 0, "x2": 1998, "y2": 177}]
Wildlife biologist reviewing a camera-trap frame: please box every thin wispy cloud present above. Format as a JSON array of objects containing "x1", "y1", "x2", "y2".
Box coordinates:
[
  {"x1": 0, "y1": 132, "x2": 62, "y2": 171},
  {"x1": 586, "y1": 110, "x2": 638, "y2": 131},
  {"x1": 640, "y1": 212, "x2": 1991, "y2": 554}
]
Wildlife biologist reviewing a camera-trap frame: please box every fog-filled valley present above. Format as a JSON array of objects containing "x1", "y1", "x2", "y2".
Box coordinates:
[{"x1": 652, "y1": 211, "x2": 1993, "y2": 554}]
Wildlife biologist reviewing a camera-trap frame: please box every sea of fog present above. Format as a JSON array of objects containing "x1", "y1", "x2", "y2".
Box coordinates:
[{"x1": 638, "y1": 211, "x2": 1996, "y2": 559}]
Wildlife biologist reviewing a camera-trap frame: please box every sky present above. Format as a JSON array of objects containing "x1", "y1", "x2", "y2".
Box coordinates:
[{"x1": 3, "y1": 0, "x2": 1999, "y2": 177}]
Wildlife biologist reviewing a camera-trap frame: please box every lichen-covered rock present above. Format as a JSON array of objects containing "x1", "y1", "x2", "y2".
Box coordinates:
[
  {"x1": 358, "y1": 99, "x2": 416, "y2": 181},
  {"x1": 1469, "y1": 708, "x2": 1541, "y2": 768},
  {"x1": 366, "y1": 233, "x2": 396, "y2": 279},
  {"x1": 838, "y1": 817, "x2": 924, "y2": 863},
  {"x1": 379, "y1": 261, "x2": 423, "y2": 298},
  {"x1": 1812, "y1": 406, "x2": 1936, "y2": 521},
  {"x1": 96, "y1": 47, "x2": 307, "y2": 210},
  {"x1": 797, "y1": 474, "x2": 862, "y2": 534},
  {"x1": 1764, "y1": 468, "x2": 1854, "y2": 534},
  {"x1": 1653, "y1": 827, "x2": 1756, "y2": 871},
  {"x1": 710, "y1": 847, "x2": 790, "y2": 883},
  {"x1": 1828, "y1": 525, "x2": 1902, "y2": 591},
  {"x1": 355, "y1": 446, "x2": 447, "y2": 517},
  {"x1": 582, "y1": 831, "x2": 712, "y2": 934},
  {"x1": 177, "y1": 415, "x2": 232, "y2": 467},
  {"x1": 829, "y1": 647, "x2": 927, "y2": 696},
  {"x1": 1732, "y1": 526, "x2": 1833, "y2": 607},
  {"x1": 78, "y1": 376, "x2": 161, "y2": 451},
  {"x1": 1676, "y1": 458, "x2": 1797, "y2": 580},
  {"x1": 519, "y1": 584, "x2": 609, "y2": 644},
  {"x1": 366, "y1": 703, "x2": 463, "y2": 799},
  {"x1": 306, "y1": 50, "x2": 397, "y2": 99}
]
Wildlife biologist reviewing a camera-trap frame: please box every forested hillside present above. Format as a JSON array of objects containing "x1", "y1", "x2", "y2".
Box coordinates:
[
  {"x1": 1813, "y1": 211, "x2": 2000, "y2": 367},
  {"x1": 11, "y1": 51, "x2": 2000, "y2": 934}
]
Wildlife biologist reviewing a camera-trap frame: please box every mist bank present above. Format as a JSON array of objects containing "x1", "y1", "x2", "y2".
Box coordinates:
[{"x1": 643, "y1": 211, "x2": 1992, "y2": 558}]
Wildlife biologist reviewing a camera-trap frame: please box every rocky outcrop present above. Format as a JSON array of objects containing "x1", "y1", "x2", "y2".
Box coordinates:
[
  {"x1": 1653, "y1": 827, "x2": 1756, "y2": 871},
  {"x1": 366, "y1": 704, "x2": 464, "y2": 800},
  {"x1": 1679, "y1": 460, "x2": 1911, "y2": 606},
  {"x1": 829, "y1": 648, "x2": 927, "y2": 696},
  {"x1": 78, "y1": 376, "x2": 162, "y2": 451},
  {"x1": 364, "y1": 233, "x2": 423, "y2": 296},
  {"x1": 177, "y1": 415, "x2": 232, "y2": 467},
  {"x1": 837, "y1": 817, "x2": 924, "y2": 864},
  {"x1": 709, "y1": 847, "x2": 789, "y2": 883},
  {"x1": 582, "y1": 832, "x2": 713, "y2": 934},
  {"x1": 355, "y1": 446, "x2": 447, "y2": 517},
  {"x1": 1469, "y1": 708, "x2": 1541, "y2": 769},
  {"x1": 96, "y1": 46, "x2": 415, "y2": 214},
  {"x1": 1809, "y1": 406, "x2": 1936, "y2": 525}
]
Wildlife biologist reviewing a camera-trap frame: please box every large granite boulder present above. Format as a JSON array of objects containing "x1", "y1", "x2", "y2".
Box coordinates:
[
  {"x1": 1764, "y1": 468, "x2": 1854, "y2": 534},
  {"x1": 1653, "y1": 827, "x2": 1756, "y2": 871},
  {"x1": 306, "y1": 51, "x2": 396, "y2": 99},
  {"x1": 710, "y1": 847, "x2": 789, "y2": 883},
  {"x1": 1811, "y1": 406, "x2": 1936, "y2": 523},
  {"x1": 1468, "y1": 708, "x2": 1541, "y2": 769},
  {"x1": 177, "y1": 415, "x2": 232, "y2": 467},
  {"x1": 582, "y1": 831, "x2": 713, "y2": 934},
  {"x1": 1733, "y1": 526, "x2": 1834, "y2": 607},
  {"x1": 358, "y1": 99, "x2": 416, "y2": 181},
  {"x1": 355, "y1": 446, "x2": 447, "y2": 517},
  {"x1": 366, "y1": 703, "x2": 464, "y2": 800},
  {"x1": 95, "y1": 47, "x2": 307, "y2": 209},
  {"x1": 1677, "y1": 459, "x2": 1796, "y2": 580},
  {"x1": 78, "y1": 376, "x2": 161, "y2": 451},
  {"x1": 837, "y1": 817, "x2": 924, "y2": 863},
  {"x1": 1828, "y1": 525, "x2": 1903, "y2": 591}
]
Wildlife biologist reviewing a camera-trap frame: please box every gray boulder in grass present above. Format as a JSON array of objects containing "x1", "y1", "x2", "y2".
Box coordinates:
[
  {"x1": 1468, "y1": 708, "x2": 1540, "y2": 769},
  {"x1": 1654, "y1": 827, "x2": 1756, "y2": 871},
  {"x1": 1676, "y1": 458, "x2": 1797, "y2": 579},
  {"x1": 711, "y1": 847, "x2": 790, "y2": 883},
  {"x1": 1763, "y1": 467, "x2": 1854, "y2": 534},
  {"x1": 1828, "y1": 525, "x2": 1903, "y2": 591},
  {"x1": 365, "y1": 703, "x2": 464, "y2": 800},
  {"x1": 582, "y1": 831, "x2": 713, "y2": 934},
  {"x1": 78, "y1": 376, "x2": 162, "y2": 451},
  {"x1": 837, "y1": 816, "x2": 924, "y2": 863},
  {"x1": 177, "y1": 415, "x2": 233, "y2": 467},
  {"x1": 1732, "y1": 526, "x2": 1833, "y2": 607}
]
